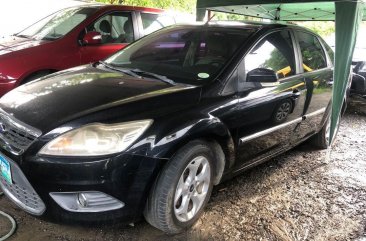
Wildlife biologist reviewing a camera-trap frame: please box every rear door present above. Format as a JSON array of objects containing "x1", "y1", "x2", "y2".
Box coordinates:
[
  {"x1": 79, "y1": 11, "x2": 137, "y2": 64},
  {"x1": 293, "y1": 30, "x2": 333, "y2": 139},
  {"x1": 234, "y1": 29, "x2": 307, "y2": 170}
]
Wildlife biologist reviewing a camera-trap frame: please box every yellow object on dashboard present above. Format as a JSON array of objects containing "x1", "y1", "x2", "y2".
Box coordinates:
[{"x1": 276, "y1": 63, "x2": 313, "y2": 78}]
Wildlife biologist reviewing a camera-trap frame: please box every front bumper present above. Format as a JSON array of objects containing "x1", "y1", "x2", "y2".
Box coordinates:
[
  {"x1": 0, "y1": 153, "x2": 46, "y2": 215},
  {"x1": 1, "y1": 152, "x2": 164, "y2": 223}
]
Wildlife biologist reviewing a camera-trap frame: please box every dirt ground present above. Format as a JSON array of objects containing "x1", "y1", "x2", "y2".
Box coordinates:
[{"x1": 1, "y1": 96, "x2": 365, "y2": 241}]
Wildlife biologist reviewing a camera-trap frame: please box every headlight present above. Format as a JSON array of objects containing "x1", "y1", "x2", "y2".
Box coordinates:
[{"x1": 39, "y1": 120, "x2": 153, "y2": 156}]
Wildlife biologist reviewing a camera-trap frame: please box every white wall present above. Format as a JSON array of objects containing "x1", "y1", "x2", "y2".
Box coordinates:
[{"x1": 0, "y1": 0, "x2": 90, "y2": 38}]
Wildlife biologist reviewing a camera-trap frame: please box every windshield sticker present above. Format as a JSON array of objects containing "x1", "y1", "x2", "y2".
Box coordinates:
[{"x1": 198, "y1": 73, "x2": 210, "y2": 79}]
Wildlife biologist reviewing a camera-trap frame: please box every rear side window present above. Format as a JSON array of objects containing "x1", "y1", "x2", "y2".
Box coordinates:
[
  {"x1": 245, "y1": 30, "x2": 296, "y2": 80},
  {"x1": 141, "y1": 13, "x2": 175, "y2": 35},
  {"x1": 297, "y1": 31, "x2": 327, "y2": 72},
  {"x1": 323, "y1": 41, "x2": 334, "y2": 65}
]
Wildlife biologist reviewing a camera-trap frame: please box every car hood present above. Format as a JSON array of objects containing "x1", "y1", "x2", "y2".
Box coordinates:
[
  {"x1": 0, "y1": 36, "x2": 46, "y2": 55},
  {"x1": 0, "y1": 65, "x2": 200, "y2": 133}
]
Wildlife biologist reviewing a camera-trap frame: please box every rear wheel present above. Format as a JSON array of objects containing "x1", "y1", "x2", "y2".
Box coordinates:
[
  {"x1": 311, "y1": 115, "x2": 339, "y2": 149},
  {"x1": 144, "y1": 140, "x2": 214, "y2": 234}
]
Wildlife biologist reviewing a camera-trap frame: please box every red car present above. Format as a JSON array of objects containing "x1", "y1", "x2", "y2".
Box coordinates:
[{"x1": 0, "y1": 4, "x2": 175, "y2": 96}]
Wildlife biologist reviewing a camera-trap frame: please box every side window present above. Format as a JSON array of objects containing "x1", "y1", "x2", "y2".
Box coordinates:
[
  {"x1": 297, "y1": 31, "x2": 327, "y2": 71},
  {"x1": 323, "y1": 41, "x2": 334, "y2": 65},
  {"x1": 86, "y1": 12, "x2": 134, "y2": 44},
  {"x1": 141, "y1": 13, "x2": 175, "y2": 36},
  {"x1": 245, "y1": 30, "x2": 296, "y2": 82}
]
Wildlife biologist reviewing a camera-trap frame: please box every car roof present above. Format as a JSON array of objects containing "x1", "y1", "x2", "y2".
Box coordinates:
[
  {"x1": 174, "y1": 20, "x2": 313, "y2": 33},
  {"x1": 74, "y1": 4, "x2": 164, "y2": 13}
]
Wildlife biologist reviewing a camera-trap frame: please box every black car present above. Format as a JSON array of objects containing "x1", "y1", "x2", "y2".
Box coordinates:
[
  {"x1": 0, "y1": 22, "x2": 340, "y2": 233},
  {"x1": 351, "y1": 61, "x2": 366, "y2": 97}
]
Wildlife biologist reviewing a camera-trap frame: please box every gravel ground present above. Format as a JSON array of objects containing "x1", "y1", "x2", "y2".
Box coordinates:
[{"x1": 0, "y1": 96, "x2": 365, "y2": 241}]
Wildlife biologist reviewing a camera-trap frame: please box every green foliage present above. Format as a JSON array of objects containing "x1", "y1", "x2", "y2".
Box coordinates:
[
  {"x1": 212, "y1": 12, "x2": 263, "y2": 21},
  {"x1": 95, "y1": 0, "x2": 196, "y2": 13},
  {"x1": 295, "y1": 21, "x2": 335, "y2": 37},
  {"x1": 264, "y1": 50, "x2": 288, "y2": 71}
]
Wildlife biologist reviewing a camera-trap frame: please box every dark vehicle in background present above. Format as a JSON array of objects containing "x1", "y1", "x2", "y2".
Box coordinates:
[
  {"x1": 0, "y1": 4, "x2": 175, "y2": 96},
  {"x1": 0, "y1": 22, "x2": 341, "y2": 233},
  {"x1": 351, "y1": 61, "x2": 366, "y2": 97}
]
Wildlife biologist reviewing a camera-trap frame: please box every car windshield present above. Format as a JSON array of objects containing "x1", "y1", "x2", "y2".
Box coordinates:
[
  {"x1": 105, "y1": 26, "x2": 256, "y2": 85},
  {"x1": 16, "y1": 7, "x2": 97, "y2": 41}
]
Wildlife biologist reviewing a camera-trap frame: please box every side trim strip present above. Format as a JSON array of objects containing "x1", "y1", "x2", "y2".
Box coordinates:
[
  {"x1": 305, "y1": 107, "x2": 326, "y2": 118},
  {"x1": 239, "y1": 117, "x2": 302, "y2": 144},
  {"x1": 239, "y1": 108, "x2": 326, "y2": 144}
]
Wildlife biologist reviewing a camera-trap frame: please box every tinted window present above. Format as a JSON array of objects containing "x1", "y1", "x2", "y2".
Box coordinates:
[
  {"x1": 297, "y1": 31, "x2": 327, "y2": 71},
  {"x1": 141, "y1": 13, "x2": 175, "y2": 35},
  {"x1": 245, "y1": 30, "x2": 296, "y2": 80},
  {"x1": 106, "y1": 27, "x2": 255, "y2": 85},
  {"x1": 87, "y1": 12, "x2": 134, "y2": 44}
]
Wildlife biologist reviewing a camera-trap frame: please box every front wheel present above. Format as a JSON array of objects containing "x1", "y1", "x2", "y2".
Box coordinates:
[
  {"x1": 144, "y1": 140, "x2": 214, "y2": 234},
  {"x1": 272, "y1": 99, "x2": 293, "y2": 124}
]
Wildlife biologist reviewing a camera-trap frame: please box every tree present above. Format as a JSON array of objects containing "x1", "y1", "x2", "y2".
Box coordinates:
[
  {"x1": 295, "y1": 21, "x2": 335, "y2": 37},
  {"x1": 99, "y1": 0, "x2": 123, "y2": 4},
  {"x1": 264, "y1": 50, "x2": 289, "y2": 72},
  {"x1": 95, "y1": 0, "x2": 196, "y2": 13}
]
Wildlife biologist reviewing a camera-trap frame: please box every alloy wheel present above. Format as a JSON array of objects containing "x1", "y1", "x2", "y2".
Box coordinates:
[
  {"x1": 276, "y1": 102, "x2": 291, "y2": 122},
  {"x1": 174, "y1": 156, "x2": 211, "y2": 222}
]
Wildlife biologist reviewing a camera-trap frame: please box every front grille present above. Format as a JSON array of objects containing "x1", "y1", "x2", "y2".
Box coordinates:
[
  {"x1": 0, "y1": 154, "x2": 46, "y2": 215},
  {"x1": 0, "y1": 110, "x2": 41, "y2": 155}
]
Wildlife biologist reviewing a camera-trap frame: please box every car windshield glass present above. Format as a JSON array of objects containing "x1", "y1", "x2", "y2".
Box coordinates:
[
  {"x1": 16, "y1": 7, "x2": 97, "y2": 41},
  {"x1": 105, "y1": 26, "x2": 255, "y2": 85}
]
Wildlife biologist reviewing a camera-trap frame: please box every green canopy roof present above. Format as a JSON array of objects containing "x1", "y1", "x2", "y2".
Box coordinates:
[
  {"x1": 196, "y1": 0, "x2": 365, "y2": 145},
  {"x1": 197, "y1": 1, "x2": 366, "y2": 21}
]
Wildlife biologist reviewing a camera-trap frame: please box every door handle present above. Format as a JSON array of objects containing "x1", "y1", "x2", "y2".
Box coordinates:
[{"x1": 292, "y1": 89, "x2": 301, "y2": 98}]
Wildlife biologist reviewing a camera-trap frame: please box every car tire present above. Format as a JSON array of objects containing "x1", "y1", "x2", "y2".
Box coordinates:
[
  {"x1": 311, "y1": 114, "x2": 341, "y2": 149},
  {"x1": 144, "y1": 140, "x2": 214, "y2": 234},
  {"x1": 311, "y1": 116, "x2": 330, "y2": 149}
]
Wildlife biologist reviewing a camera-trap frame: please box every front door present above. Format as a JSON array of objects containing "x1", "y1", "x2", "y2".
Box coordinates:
[
  {"x1": 79, "y1": 11, "x2": 135, "y2": 64},
  {"x1": 234, "y1": 29, "x2": 307, "y2": 170}
]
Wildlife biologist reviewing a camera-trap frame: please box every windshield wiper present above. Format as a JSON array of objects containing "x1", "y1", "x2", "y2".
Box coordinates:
[
  {"x1": 97, "y1": 61, "x2": 141, "y2": 78},
  {"x1": 130, "y1": 69, "x2": 176, "y2": 85},
  {"x1": 98, "y1": 62, "x2": 176, "y2": 85}
]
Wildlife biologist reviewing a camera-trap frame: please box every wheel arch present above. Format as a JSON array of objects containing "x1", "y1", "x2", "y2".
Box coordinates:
[
  {"x1": 150, "y1": 119, "x2": 236, "y2": 186},
  {"x1": 19, "y1": 69, "x2": 58, "y2": 86}
]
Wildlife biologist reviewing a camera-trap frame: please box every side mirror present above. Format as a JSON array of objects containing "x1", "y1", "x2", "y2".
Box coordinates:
[
  {"x1": 247, "y1": 68, "x2": 278, "y2": 83},
  {"x1": 82, "y1": 31, "x2": 102, "y2": 45}
]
